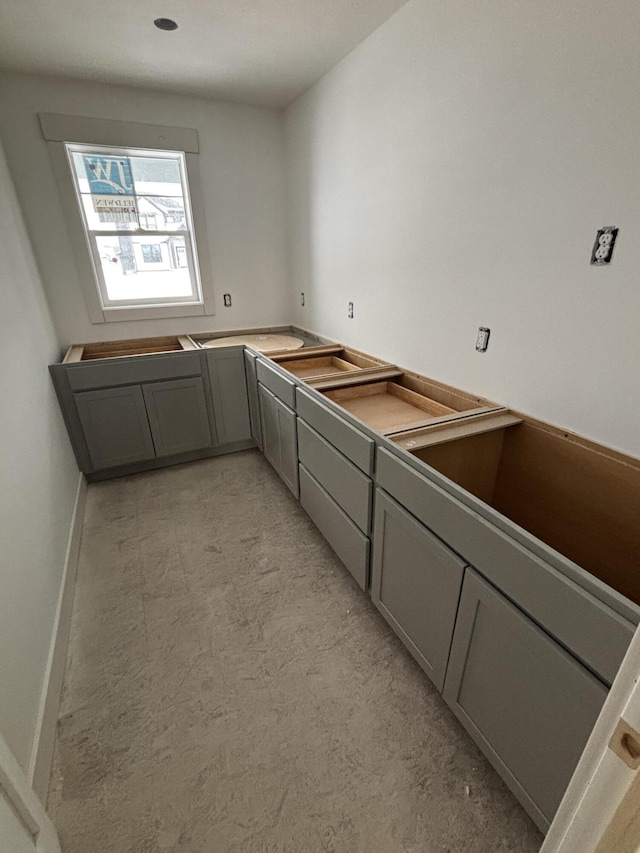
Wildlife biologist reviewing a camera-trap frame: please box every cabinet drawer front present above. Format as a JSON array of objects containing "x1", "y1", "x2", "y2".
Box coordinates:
[
  {"x1": 299, "y1": 465, "x2": 370, "y2": 590},
  {"x1": 75, "y1": 386, "x2": 155, "y2": 470},
  {"x1": 443, "y1": 568, "x2": 607, "y2": 832},
  {"x1": 371, "y1": 489, "x2": 465, "y2": 691},
  {"x1": 376, "y1": 447, "x2": 633, "y2": 686},
  {"x1": 296, "y1": 388, "x2": 374, "y2": 475},
  {"x1": 142, "y1": 377, "x2": 212, "y2": 457},
  {"x1": 67, "y1": 352, "x2": 203, "y2": 391},
  {"x1": 256, "y1": 358, "x2": 296, "y2": 408},
  {"x1": 298, "y1": 420, "x2": 372, "y2": 532}
]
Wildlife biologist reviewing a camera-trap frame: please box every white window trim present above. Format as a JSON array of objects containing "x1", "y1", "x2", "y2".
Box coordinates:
[{"x1": 41, "y1": 113, "x2": 215, "y2": 324}]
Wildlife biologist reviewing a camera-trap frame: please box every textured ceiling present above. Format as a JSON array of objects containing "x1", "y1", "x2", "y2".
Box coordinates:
[{"x1": 0, "y1": 0, "x2": 410, "y2": 108}]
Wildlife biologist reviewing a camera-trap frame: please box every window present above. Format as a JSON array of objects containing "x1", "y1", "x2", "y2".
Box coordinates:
[
  {"x1": 65, "y1": 144, "x2": 202, "y2": 310},
  {"x1": 141, "y1": 244, "x2": 162, "y2": 264},
  {"x1": 40, "y1": 113, "x2": 214, "y2": 323}
]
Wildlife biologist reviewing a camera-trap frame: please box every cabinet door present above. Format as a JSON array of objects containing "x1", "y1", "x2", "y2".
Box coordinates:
[
  {"x1": 259, "y1": 384, "x2": 280, "y2": 470},
  {"x1": 276, "y1": 395, "x2": 299, "y2": 498},
  {"x1": 443, "y1": 568, "x2": 607, "y2": 833},
  {"x1": 244, "y1": 349, "x2": 262, "y2": 449},
  {"x1": 371, "y1": 489, "x2": 465, "y2": 691},
  {"x1": 142, "y1": 377, "x2": 212, "y2": 457},
  {"x1": 75, "y1": 386, "x2": 155, "y2": 471},
  {"x1": 206, "y1": 348, "x2": 252, "y2": 446}
]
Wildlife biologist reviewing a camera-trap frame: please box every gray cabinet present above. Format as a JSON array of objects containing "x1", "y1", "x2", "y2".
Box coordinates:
[
  {"x1": 371, "y1": 488, "x2": 466, "y2": 691},
  {"x1": 75, "y1": 386, "x2": 156, "y2": 470},
  {"x1": 206, "y1": 348, "x2": 252, "y2": 446},
  {"x1": 243, "y1": 350, "x2": 262, "y2": 449},
  {"x1": 142, "y1": 377, "x2": 212, "y2": 457},
  {"x1": 443, "y1": 568, "x2": 607, "y2": 833},
  {"x1": 258, "y1": 383, "x2": 299, "y2": 497}
]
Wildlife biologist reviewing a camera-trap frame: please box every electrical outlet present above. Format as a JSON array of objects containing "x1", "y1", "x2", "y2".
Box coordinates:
[
  {"x1": 223, "y1": 293, "x2": 232, "y2": 307},
  {"x1": 348, "y1": 302, "x2": 354, "y2": 319},
  {"x1": 591, "y1": 227, "x2": 618, "y2": 265},
  {"x1": 476, "y1": 327, "x2": 490, "y2": 352},
  {"x1": 301, "y1": 292, "x2": 305, "y2": 307}
]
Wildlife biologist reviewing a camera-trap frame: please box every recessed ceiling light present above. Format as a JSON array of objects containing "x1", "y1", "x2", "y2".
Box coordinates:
[{"x1": 154, "y1": 18, "x2": 178, "y2": 31}]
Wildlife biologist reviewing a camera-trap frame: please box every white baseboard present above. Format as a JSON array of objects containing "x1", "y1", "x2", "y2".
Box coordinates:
[{"x1": 27, "y1": 472, "x2": 87, "y2": 804}]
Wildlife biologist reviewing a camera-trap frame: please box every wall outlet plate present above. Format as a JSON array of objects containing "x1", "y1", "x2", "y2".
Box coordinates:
[
  {"x1": 476, "y1": 327, "x2": 490, "y2": 352},
  {"x1": 223, "y1": 293, "x2": 232, "y2": 307},
  {"x1": 591, "y1": 227, "x2": 618, "y2": 265}
]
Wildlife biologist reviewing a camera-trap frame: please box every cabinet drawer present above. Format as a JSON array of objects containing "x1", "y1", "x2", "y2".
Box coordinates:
[
  {"x1": 443, "y1": 568, "x2": 607, "y2": 832},
  {"x1": 256, "y1": 358, "x2": 296, "y2": 408},
  {"x1": 299, "y1": 465, "x2": 369, "y2": 590},
  {"x1": 376, "y1": 447, "x2": 633, "y2": 686},
  {"x1": 297, "y1": 419, "x2": 372, "y2": 533},
  {"x1": 67, "y1": 352, "x2": 203, "y2": 391},
  {"x1": 295, "y1": 387, "x2": 374, "y2": 475},
  {"x1": 371, "y1": 489, "x2": 466, "y2": 691}
]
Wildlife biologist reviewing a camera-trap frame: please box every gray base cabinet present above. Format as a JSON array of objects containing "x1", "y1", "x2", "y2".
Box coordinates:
[
  {"x1": 443, "y1": 568, "x2": 607, "y2": 832},
  {"x1": 207, "y1": 348, "x2": 252, "y2": 446},
  {"x1": 258, "y1": 383, "x2": 299, "y2": 497},
  {"x1": 371, "y1": 488, "x2": 466, "y2": 691},
  {"x1": 75, "y1": 386, "x2": 156, "y2": 470},
  {"x1": 142, "y1": 377, "x2": 212, "y2": 457}
]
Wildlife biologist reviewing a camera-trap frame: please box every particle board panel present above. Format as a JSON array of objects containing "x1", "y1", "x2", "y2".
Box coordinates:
[
  {"x1": 324, "y1": 381, "x2": 455, "y2": 434},
  {"x1": 412, "y1": 430, "x2": 506, "y2": 506},
  {"x1": 491, "y1": 422, "x2": 640, "y2": 607}
]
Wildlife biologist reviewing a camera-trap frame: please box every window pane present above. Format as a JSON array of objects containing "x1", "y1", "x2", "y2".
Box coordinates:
[{"x1": 95, "y1": 235, "x2": 194, "y2": 302}]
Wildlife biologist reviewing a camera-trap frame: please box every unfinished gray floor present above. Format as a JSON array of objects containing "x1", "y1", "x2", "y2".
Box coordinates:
[{"x1": 48, "y1": 450, "x2": 542, "y2": 853}]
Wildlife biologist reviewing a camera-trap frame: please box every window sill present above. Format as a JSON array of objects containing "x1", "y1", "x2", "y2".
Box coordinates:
[{"x1": 97, "y1": 302, "x2": 212, "y2": 323}]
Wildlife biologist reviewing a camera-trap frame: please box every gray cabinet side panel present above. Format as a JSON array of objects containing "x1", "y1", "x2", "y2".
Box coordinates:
[
  {"x1": 299, "y1": 465, "x2": 369, "y2": 590},
  {"x1": 376, "y1": 447, "x2": 633, "y2": 686},
  {"x1": 259, "y1": 384, "x2": 281, "y2": 472},
  {"x1": 75, "y1": 385, "x2": 155, "y2": 470},
  {"x1": 371, "y1": 489, "x2": 465, "y2": 691},
  {"x1": 256, "y1": 358, "x2": 296, "y2": 408},
  {"x1": 206, "y1": 348, "x2": 252, "y2": 445},
  {"x1": 443, "y1": 568, "x2": 607, "y2": 832},
  {"x1": 296, "y1": 387, "x2": 374, "y2": 474},
  {"x1": 244, "y1": 349, "x2": 263, "y2": 449},
  {"x1": 142, "y1": 377, "x2": 213, "y2": 457},
  {"x1": 297, "y1": 419, "x2": 371, "y2": 532},
  {"x1": 276, "y1": 397, "x2": 299, "y2": 498}
]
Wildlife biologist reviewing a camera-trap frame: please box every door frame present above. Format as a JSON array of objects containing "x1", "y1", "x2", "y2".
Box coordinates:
[{"x1": 0, "y1": 733, "x2": 61, "y2": 853}]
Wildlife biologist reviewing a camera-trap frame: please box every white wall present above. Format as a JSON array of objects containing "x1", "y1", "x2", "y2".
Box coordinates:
[
  {"x1": 0, "y1": 72, "x2": 289, "y2": 345},
  {"x1": 0, "y1": 139, "x2": 80, "y2": 773},
  {"x1": 285, "y1": 0, "x2": 640, "y2": 458}
]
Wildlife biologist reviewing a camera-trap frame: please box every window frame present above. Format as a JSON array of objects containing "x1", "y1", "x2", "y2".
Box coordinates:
[{"x1": 41, "y1": 113, "x2": 215, "y2": 324}]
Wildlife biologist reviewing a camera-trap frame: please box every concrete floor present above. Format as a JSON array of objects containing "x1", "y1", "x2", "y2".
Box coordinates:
[{"x1": 48, "y1": 450, "x2": 542, "y2": 853}]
